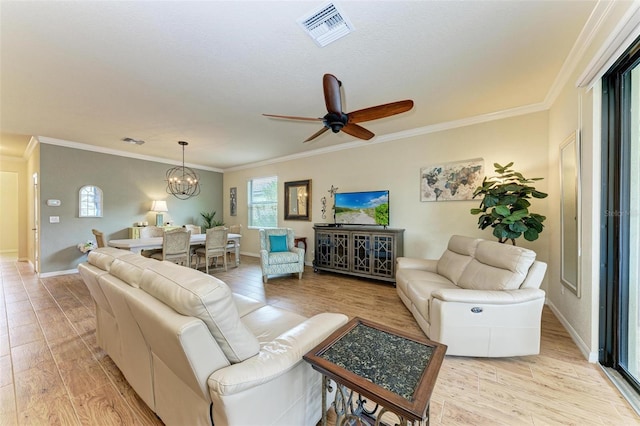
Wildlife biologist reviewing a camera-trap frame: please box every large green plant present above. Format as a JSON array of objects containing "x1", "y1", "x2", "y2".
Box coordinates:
[
  {"x1": 200, "y1": 210, "x2": 224, "y2": 230},
  {"x1": 470, "y1": 162, "x2": 548, "y2": 245}
]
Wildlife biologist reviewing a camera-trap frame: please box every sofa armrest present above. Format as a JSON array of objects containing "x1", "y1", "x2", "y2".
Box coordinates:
[
  {"x1": 291, "y1": 246, "x2": 305, "y2": 261},
  {"x1": 208, "y1": 312, "x2": 348, "y2": 396},
  {"x1": 431, "y1": 288, "x2": 545, "y2": 305},
  {"x1": 396, "y1": 257, "x2": 438, "y2": 272}
]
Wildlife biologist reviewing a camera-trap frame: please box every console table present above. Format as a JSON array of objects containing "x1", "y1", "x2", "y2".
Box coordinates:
[
  {"x1": 303, "y1": 317, "x2": 446, "y2": 426},
  {"x1": 128, "y1": 225, "x2": 180, "y2": 239},
  {"x1": 313, "y1": 226, "x2": 404, "y2": 283}
]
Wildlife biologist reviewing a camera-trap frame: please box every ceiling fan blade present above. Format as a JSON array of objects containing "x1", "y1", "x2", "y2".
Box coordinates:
[
  {"x1": 263, "y1": 113, "x2": 323, "y2": 122},
  {"x1": 304, "y1": 126, "x2": 330, "y2": 143},
  {"x1": 323, "y1": 74, "x2": 342, "y2": 115},
  {"x1": 341, "y1": 123, "x2": 374, "y2": 140},
  {"x1": 347, "y1": 100, "x2": 414, "y2": 123}
]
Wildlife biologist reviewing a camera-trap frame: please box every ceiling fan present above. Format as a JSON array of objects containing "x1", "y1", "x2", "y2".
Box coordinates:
[{"x1": 263, "y1": 74, "x2": 414, "y2": 143}]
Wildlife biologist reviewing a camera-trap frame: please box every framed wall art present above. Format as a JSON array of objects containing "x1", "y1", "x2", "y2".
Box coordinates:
[
  {"x1": 284, "y1": 179, "x2": 311, "y2": 221},
  {"x1": 420, "y1": 158, "x2": 484, "y2": 202},
  {"x1": 230, "y1": 187, "x2": 237, "y2": 216}
]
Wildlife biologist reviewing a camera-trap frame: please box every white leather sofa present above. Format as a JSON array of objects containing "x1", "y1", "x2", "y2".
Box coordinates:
[
  {"x1": 396, "y1": 235, "x2": 547, "y2": 357},
  {"x1": 78, "y1": 247, "x2": 348, "y2": 426}
]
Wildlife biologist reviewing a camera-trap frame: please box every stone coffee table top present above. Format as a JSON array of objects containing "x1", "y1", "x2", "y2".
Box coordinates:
[{"x1": 304, "y1": 317, "x2": 447, "y2": 422}]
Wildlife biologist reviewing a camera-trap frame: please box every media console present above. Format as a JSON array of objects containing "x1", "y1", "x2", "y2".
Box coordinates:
[{"x1": 313, "y1": 225, "x2": 404, "y2": 283}]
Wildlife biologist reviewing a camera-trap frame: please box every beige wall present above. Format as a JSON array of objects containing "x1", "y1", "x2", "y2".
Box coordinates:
[
  {"x1": 224, "y1": 111, "x2": 550, "y2": 283},
  {"x1": 0, "y1": 156, "x2": 28, "y2": 260},
  {"x1": 546, "y1": 0, "x2": 639, "y2": 361},
  {"x1": 0, "y1": 170, "x2": 19, "y2": 252}
]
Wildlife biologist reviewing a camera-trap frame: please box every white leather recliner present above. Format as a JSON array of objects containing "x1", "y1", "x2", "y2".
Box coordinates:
[
  {"x1": 396, "y1": 235, "x2": 547, "y2": 357},
  {"x1": 79, "y1": 247, "x2": 347, "y2": 426}
]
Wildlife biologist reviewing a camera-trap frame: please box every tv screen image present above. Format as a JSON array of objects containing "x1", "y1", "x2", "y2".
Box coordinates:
[{"x1": 334, "y1": 190, "x2": 389, "y2": 226}]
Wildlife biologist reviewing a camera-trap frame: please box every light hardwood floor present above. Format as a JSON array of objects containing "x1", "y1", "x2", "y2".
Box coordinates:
[{"x1": 1, "y1": 255, "x2": 639, "y2": 425}]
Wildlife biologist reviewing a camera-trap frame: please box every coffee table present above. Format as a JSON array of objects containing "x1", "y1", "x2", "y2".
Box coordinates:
[{"x1": 303, "y1": 317, "x2": 447, "y2": 426}]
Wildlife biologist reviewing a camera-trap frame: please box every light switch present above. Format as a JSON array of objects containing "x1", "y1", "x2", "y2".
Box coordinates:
[{"x1": 49, "y1": 216, "x2": 60, "y2": 223}]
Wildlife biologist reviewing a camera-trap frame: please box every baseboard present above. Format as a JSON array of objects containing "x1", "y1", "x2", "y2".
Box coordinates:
[
  {"x1": 39, "y1": 268, "x2": 79, "y2": 278},
  {"x1": 545, "y1": 299, "x2": 599, "y2": 362}
]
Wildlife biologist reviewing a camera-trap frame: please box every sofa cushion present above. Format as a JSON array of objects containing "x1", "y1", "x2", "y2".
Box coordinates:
[
  {"x1": 88, "y1": 247, "x2": 133, "y2": 271},
  {"x1": 109, "y1": 254, "x2": 157, "y2": 288},
  {"x1": 406, "y1": 277, "x2": 458, "y2": 320},
  {"x1": 268, "y1": 235, "x2": 288, "y2": 252},
  {"x1": 457, "y1": 241, "x2": 536, "y2": 290},
  {"x1": 241, "y1": 305, "x2": 307, "y2": 345},
  {"x1": 436, "y1": 235, "x2": 481, "y2": 284},
  {"x1": 267, "y1": 251, "x2": 299, "y2": 265},
  {"x1": 139, "y1": 261, "x2": 260, "y2": 363}
]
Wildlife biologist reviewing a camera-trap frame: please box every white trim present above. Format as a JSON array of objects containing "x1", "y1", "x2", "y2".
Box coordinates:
[
  {"x1": 576, "y1": 0, "x2": 640, "y2": 89},
  {"x1": 544, "y1": 0, "x2": 616, "y2": 106},
  {"x1": 25, "y1": 136, "x2": 39, "y2": 159},
  {"x1": 38, "y1": 136, "x2": 224, "y2": 173},
  {"x1": 546, "y1": 299, "x2": 599, "y2": 362},
  {"x1": 39, "y1": 268, "x2": 78, "y2": 278}
]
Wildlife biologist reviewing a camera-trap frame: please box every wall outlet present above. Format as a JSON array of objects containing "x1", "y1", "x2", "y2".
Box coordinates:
[
  {"x1": 561, "y1": 286, "x2": 565, "y2": 295},
  {"x1": 49, "y1": 216, "x2": 60, "y2": 223}
]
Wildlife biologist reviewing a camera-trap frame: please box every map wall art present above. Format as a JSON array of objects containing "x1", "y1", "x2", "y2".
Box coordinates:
[{"x1": 420, "y1": 158, "x2": 484, "y2": 202}]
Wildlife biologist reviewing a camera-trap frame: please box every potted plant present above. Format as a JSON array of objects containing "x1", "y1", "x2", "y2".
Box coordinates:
[
  {"x1": 200, "y1": 210, "x2": 224, "y2": 230},
  {"x1": 470, "y1": 162, "x2": 548, "y2": 245}
]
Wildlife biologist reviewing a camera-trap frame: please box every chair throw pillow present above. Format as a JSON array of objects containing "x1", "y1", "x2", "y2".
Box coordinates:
[{"x1": 269, "y1": 235, "x2": 288, "y2": 252}]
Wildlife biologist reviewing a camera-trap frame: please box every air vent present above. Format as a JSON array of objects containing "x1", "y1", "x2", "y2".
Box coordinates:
[
  {"x1": 298, "y1": 2, "x2": 354, "y2": 47},
  {"x1": 122, "y1": 137, "x2": 145, "y2": 145}
]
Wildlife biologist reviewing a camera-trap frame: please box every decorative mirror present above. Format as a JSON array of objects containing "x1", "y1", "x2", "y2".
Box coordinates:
[
  {"x1": 560, "y1": 131, "x2": 580, "y2": 297},
  {"x1": 79, "y1": 185, "x2": 103, "y2": 218},
  {"x1": 284, "y1": 179, "x2": 311, "y2": 221}
]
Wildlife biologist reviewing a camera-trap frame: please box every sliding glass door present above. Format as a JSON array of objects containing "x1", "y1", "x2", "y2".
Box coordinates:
[
  {"x1": 626, "y1": 63, "x2": 639, "y2": 383},
  {"x1": 601, "y1": 36, "x2": 640, "y2": 391}
]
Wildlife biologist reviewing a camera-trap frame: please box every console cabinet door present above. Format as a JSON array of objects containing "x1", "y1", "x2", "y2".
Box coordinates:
[
  {"x1": 351, "y1": 232, "x2": 371, "y2": 275},
  {"x1": 371, "y1": 233, "x2": 395, "y2": 278},
  {"x1": 315, "y1": 230, "x2": 350, "y2": 271},
  {"x1": 351, "y1": 232, "x2": 396, "y2": 279}
]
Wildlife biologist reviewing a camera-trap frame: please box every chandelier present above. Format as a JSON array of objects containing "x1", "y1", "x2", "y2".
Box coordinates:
[{"x1": 166, "y1": 141, "x2": 200, "y2": 200}]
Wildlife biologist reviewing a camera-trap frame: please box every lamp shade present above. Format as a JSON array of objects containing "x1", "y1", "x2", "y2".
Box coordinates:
[{"x1": 151, "y1": 200, "x2": 168, "y2": 212}]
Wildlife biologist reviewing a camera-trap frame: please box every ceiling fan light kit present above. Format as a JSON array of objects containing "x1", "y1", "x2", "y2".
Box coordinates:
[{"x1": 264, "y1": 73, "x2": 414, "y2": 143}]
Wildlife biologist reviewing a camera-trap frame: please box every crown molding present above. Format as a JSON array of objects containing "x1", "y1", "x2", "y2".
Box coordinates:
[
  {"x1": 224, "y1": 101, "x2": 548, "y2": 172},
  {"x1": 576, "y1": 0, "x2": 640, "y2": 88},
  {"x1": 544, "y1": 0, "x2": 617, "y2": 106},
  {"x1": 37, "y1": 136, "x2": 223, "y2": 173}
]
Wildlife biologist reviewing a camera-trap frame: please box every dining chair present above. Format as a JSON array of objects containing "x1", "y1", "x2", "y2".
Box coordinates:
[
  {"x1": 183, "y1": 224, "x2": 202, "y2": 234},
  {"x1": 139, "y1": 226, "x2": 165, "y2": 238},
  {"x1": 151, "y1": 228, "x2": 191, "y2": 266},
  {"x1": 139, "y1": 225, "x2": 165, "y2": 257},
  {"x1": 183, "y1": 224, "x2": 204, "y2": 265},
  {"x1": 195, "y1": 226, "x2": 228, "y2": 274},
  {"x1": 91, "y1": 229, "x2": 106, "y2": 248},
  {"x1": 226, "y1": 224, "x2": 242, "y2": 264}
]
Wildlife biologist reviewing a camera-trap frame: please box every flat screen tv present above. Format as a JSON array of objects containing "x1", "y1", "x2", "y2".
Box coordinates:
[{"x1": 334, "y1": 190, "x2": 389, "y2": 226}]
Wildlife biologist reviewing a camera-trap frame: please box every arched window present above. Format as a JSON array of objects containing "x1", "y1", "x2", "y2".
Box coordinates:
[{"x1": 79, "y1": 185, "x2": 103, "y2": 217}]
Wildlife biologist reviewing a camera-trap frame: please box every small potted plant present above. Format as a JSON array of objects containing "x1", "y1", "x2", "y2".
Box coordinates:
[
  {"x1": 470, "y1": 162, "x2": 548, "y2": 245},
  {"x1": 200, "y1": 210, "x2": 224, "y2": 230}
]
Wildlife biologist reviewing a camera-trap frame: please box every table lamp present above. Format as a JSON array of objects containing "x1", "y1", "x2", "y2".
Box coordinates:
[{"x1": 151, "y1": 200, "x2": 168, "y2": 227}]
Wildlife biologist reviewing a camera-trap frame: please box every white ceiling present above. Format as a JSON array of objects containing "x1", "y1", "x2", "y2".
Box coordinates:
[{"x1": 0, "y1": 1, "x2": 598, "y2": 170}]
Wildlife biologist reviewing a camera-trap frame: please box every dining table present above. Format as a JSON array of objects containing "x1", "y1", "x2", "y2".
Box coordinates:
[{"x1": 107, "y1": 233, "x2": 242, "y2": 266}]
